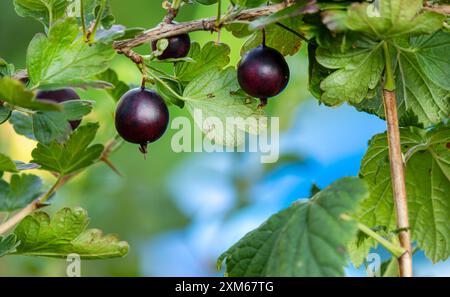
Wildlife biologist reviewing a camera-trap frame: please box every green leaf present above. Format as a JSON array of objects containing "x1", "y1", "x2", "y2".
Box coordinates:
[
  {"x1": 81, "y1": 0, "x2": 115, "y2": 30},
  {"x1": 61, "y1": 100, "x2": 94, "y2": 120},
  {"x1": 32, "y1": 100, "x2": 94, "y2": 144},
  {"x1": 380, "y1": 256, "x2": 399, "y2": 277},
  {"x1": 14, "y1": 0, "x2": 70, "y2": 28},
  {"x1": 96, "y1": 26, "x2": 144, "y2": 43},
  {"x1": 32, "y1": 111, "x2": 71, "y2": 144},
  {"x1": 412, "y1": 31, "x2": 450, "y2": 91},
  {"x1": 13, "y1": 207, "x2": 129, "y2": 259},
  {"x1": 14, "y1": 161, "x2": 40, "y2": 171},
  {"x1": 0, "y1": 58, "x2": 15, "y2": 78},
  {"x1": 154, "y1": 77, "x2": 184, "y2": 108},
  {"x1": 0, "y1": 153, "x2": 18, "y2": 173},
  {"x1": 355, "y1": 37, "x2": 450, "y2": 127},
  {"x1": 231, "y1": 0, "x2": 266, "y2": 8},
  {"x1": 0, "y1": 234, "x2": 20, "y2": 257},
  {"x1": 0, "y1": 103, "x2": 12, "y2": 124},
  {"x1": 218, "y1": 177, "x2": 369, "y2": 276},
  {"x1": 356, "y1": 126, "x2": 450, "y2": 263},
  {"x1": 315, "y1": 37, "x2": 384, "y2": 105},
  {"x1": 26, "y1": 18, "x2": 116, "y2": 89},
  {"x1": 194, "y1": 0, "x2": 218, "y2": 5},
  {"x1": 308, "y1": 42, "x2": 333, "y2": 99},
  {"x1": 8, "y1": 111, "x2": 35, "y2": 140},
  {"x1": 0, "y1": 174, "x2": 43, "y2": 212},
  {"x1": 249, "y1": 0, "x2": 319, "y2": 30},
  {"x1": 242, "y1": 17, "x2": 305, "y2": 56},
  {"x1": 345, "y1": 0, "x2": 446, "y2": 39},
  {"x1": 174, "y1": 42, "x2": 230, "y2": 84},
  {"x1": 183, "y1": 67, "x2": 266, "y2": 147},
  {"x1": 31, "y1": 123, "x2": 104, "y2": 175},
  {"x1": 0, "y1": 77, "x2": 61, "y2": 111},
  {"x1": 97, "y1": 68, "x2": 129, "y2": 101}
]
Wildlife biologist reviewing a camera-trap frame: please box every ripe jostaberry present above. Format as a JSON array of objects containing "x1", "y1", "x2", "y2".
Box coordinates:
[
  {"x1": 36, "y1": 88, "x2": 82, "y2": 130},
  {"x1": 151, "y1": 34, "x2": 191, "y2": 60},
  {"x1": 237, "y1": 45, "x2": 290, "y2": 107},
  {"x1": 115, "y1": 88, "x2": 169, "y2": 155}
]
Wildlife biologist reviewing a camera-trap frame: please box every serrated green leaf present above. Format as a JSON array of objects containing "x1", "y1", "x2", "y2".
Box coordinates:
[
  {"x1": 0, "y1": 103, "x2": 12, "y2": 124},
  {"x1": 380, "y1": 256, "x2": 400, "y2": 277},
  {"x1": 174, "y1": 42, "x2": 230, "y2": 84},
  {"x1": 411, "y1": 31, "x2": 450, "y2": 91},
  {"x1": 0, "y1": 153, "x2": 18, "y2": 173},
  {"x1": 97, "y1": 68, "x2": 129, "y2": 101},
  {"x1": 32, "y1": 100, "x2": 94, "y2": 144},
  {"x1": 154, "y1": 77, "x2": 184, "y2": 108},
  {"x1": 0, "y1": 234, "x2": 20, "y2": 257},
  {"x1": 315, "y1": 37, "x2": 384, "y2": 105},
  {"x1": 0, "y1": 58, "x2": 15, "y2": 78},
  {"x1": 61, "y1": 100, "x2": 94, "y2": 121},
  {"x1": 14, "y1": 0, "x2": 70, "y2": 28},
  {"x1": 33, "y1": 112, "x2": 71, "y2": 145},
  {"x1": 27, "y1": 18, "x2": 115, "y2": 89},
  {"x1": 346, "y1": 0, "x2": 446, "y2": 38},
  {"x1": 0, "y1": 77, "x2": 61, "y2": 111},
  {"x1": 13, "y1": 207, "x2": 129, "y2": 259},
  {"x1": 218, "y1": 177, "x2": 369, "y2": 276},
  {"x1": 249, "y1": 0, "x2": 318, "y2": 30},
  {"x1": 31, "y1": 123, "x2": 104, "y2": 175},
  {"x1": 0, "y1": 174, "x2": 43, "y2": 212},
  {"x1": 242, "y1": 17, "x2": 305, "y2": 56},
  {"x1": 308, "y1": 42, "x2": 333, "y2": 99},
  {"x1": 81, "y1": 0, "x2": 115, "y2": 30},
  {"x1": 8, "y1": 111, "x2": 35, "y2": 140},
  {"x1": 355, "y1": 37, "x2": 450, "y2": 127},
  {"x1": 355, "y1": 126, "x2": 450, "y2": 263},
  {"x1": 183, "y1": 67, "x2": 266, "y2": 147}
]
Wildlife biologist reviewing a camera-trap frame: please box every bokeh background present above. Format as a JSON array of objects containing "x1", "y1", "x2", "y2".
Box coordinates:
[{"x1": 0, "y1": 0, "x2": 448, "y2": 276}]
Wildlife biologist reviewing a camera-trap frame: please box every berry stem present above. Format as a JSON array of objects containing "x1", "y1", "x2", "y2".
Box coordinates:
[
  {"x1": 262, "y1": 28, "x2": 266, "y2": 47},
  {"x1": 274, "y1": 22, "x2": 309, "y2": 43},
  {"x1": 139, "y1": 143, "x2": 148, "y2": 159},
  {"x1": 258, "y1": 98, "x2": 268, "y2": 108}
]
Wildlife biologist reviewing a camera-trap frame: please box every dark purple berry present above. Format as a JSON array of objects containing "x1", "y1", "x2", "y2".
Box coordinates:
[
  {"x1": 115, "y1": 88, "x2": 169, "y2": 155},
  {"x1": 237, "y1": 45, "x2": 290, "y2": 106},
  {"x1": 36, "y1": 88, "x2": 82, "y2": 130},
  {"x1": 151, "y1": 34, "x2": 191, "y2": 60}
]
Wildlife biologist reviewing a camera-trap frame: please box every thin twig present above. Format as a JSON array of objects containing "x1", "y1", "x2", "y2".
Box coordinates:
[
  {"x1": 113, "y1": 1, "x2": 293, "y2": 51},
  {"x1": 424, "y1": 4, "x2": 450, "y2": 14}
]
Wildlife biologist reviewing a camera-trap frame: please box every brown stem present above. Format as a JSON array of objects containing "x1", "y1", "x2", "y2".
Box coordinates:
[
  {"x1": 113, "y1": 2, "x2": 292, "y2": 51},
  {"x1": 424, "y1": 3, "x2": 450, "y2": 14},
  {"x1": 382, "y1": 89, "x2": 413, "y2": 277},
  {"x1": 0, "y1": 199, "x2": 43, "y2": 235}
]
